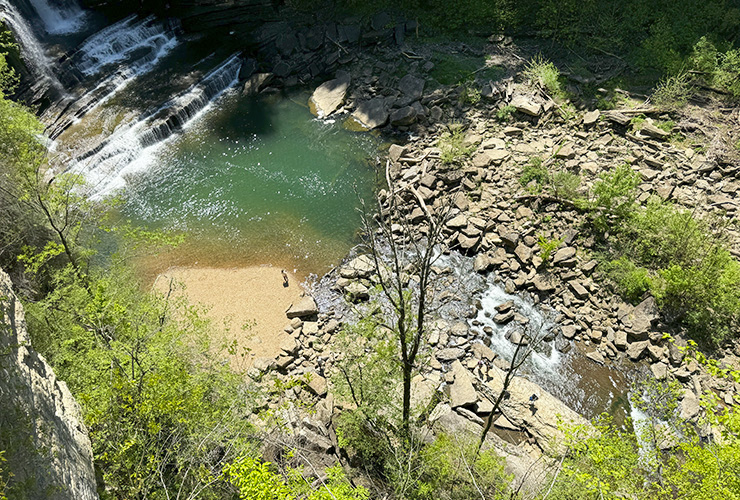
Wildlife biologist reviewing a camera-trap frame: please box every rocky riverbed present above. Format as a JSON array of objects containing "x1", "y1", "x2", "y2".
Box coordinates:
[{"x1": 236, "y1": 22, "x2": 740, "y2": 489}]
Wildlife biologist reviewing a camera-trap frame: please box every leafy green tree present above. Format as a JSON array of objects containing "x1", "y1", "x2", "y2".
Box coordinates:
[{"x1": 222, "y1": 456, "x2": 369, "y2": 500}]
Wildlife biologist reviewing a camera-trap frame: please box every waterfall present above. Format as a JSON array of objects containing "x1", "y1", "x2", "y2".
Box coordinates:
[
  {"x1": 470, "y1": 283, "x2": 562, "y2": 375},
  {"x1": 70, "y1": 54, "x2": 243, "y2": 198},
  {"x1": 71, "y1": 15, "x2": 177, "y2": 77},
  {"x1": 43, "y1": 16, "x2": 180, "y2": 139},
  {"x1": 28, "y1": 0, "x2": 86, "y2": 35},
  {"x1": 0, "y1": 0, "x2": 66, "y2": 96}
]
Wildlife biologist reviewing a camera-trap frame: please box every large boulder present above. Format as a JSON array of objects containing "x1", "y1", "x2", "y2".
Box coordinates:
[
  {"x1": 286, "y1": 296, "x2": 319, "y2": 318},
  {"x1": 487, "y1": 366, "x2": 589, "y2": 453},
  {"x1": 397, "y1": 74, "x2": 425, "y2": 106},
  {"x1": 350, "y1": 97, "x2": 390, "y2": 129},
  {"x1": 510, "y1": 94, "x2": 542, "y2": 116},
  {"x1": 309, "y1": 72, "x2": 351, "y2": 117},
  {"x1": 449, "y1": 360, "x2": 478, "y2": 408}
]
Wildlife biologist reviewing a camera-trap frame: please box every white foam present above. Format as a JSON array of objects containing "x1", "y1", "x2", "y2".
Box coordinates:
[{"x1": 28, "y1": 0, "x2": 87, "y2": 35}]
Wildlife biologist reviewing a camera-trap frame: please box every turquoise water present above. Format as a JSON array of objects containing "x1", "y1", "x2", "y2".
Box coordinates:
[{"x1": 122, "y1": 90, "x2": 379, "y2": 276}]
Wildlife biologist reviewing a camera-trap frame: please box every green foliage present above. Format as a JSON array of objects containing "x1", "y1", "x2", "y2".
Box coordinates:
[
  {"x1": 222, "y1": 456, "x2": 369, "y2": 500},
  {"x1": 519, "y1": 157, "x2": 549, "y2": 191},
  {"x1": 601, "y1": 257, "x2": 652, "y2": 302},
  {"x1": 25, "y1": 263, "x2": 256, "y2": 499},
  {"x1": 537, "y1": 235, "x2": 563, "y2": 265},
  {"x1": 523, "y1": 55, "x2": 564, "y2": 99},
  {"x1": 588, "y1": 163, "x2": 641, "y2": 232},
  {"x1": 689, "y1": 37, "x2": 740, "y2": 96},
  {"x1": 437, "y1": 124, "x2": 474, "y2": 165},
  {"x1": 459, "y1": 79, "x2": 481, "y2": 105},
  {"x1": 550, "y1": 169, "x2": 582, "y2": 200},
  {"x1": 594, "y1": 196, "x2": 740, "y2": 346},
  {"x1": 495, "y1": 105, "x2": 515, "y2": 122},
  {"x1": 413, "y1": 434, "x2": 510, "y2": 500},
  {"x1": 549, "y1": 371, "x2": 740, "y2": 500},
  {"x1": 0, "y1": 451, "x2": 8, "y2": 500}
]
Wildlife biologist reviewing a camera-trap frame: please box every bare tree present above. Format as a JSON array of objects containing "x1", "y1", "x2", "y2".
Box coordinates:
[{"x1": 356, "y1": 160, "x2": 456, "y2": 441}]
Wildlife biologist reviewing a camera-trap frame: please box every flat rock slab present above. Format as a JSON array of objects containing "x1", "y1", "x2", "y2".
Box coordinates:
[
  {"x1": 351, "y1": 97, "x2": 389, "y2": 130},
  {"x1": 450, "y1": 360, "x2": 477, "y2": 409},
  {"x1": 286, "y1": 296, "x2": 319, "y2": 318},
  {"x1": 309, "y1": 72, "x2": 351, "y2": 117}
]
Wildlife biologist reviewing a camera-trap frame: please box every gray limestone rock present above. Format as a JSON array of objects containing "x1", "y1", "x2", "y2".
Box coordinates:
[
  {"x1": 286, "y1": 296, "x2": 319, "y2": 318},
  {"x1": 309, "y1": 72, "x2": 351, "y2": 117},
  {"x1": 0, "y1": 271, "x2": 98, "y2": 500}
]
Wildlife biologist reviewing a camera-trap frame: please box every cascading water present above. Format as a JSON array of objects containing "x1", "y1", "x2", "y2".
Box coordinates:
[
  {"x1": 43, "y1": 15, "x2": 180, "y2": 139},
  {"x1": 71, "y1": 15, "x2": 177, "y2": 77},
  {"x1": 0, "y1": 0, "x2": 67, "y2": 97},
  {"x1": 28, "y1": 0, "x2": 86, "y2": 35},
  {"x1": 68, "y1": 54, "x2": 243, "y2": 197},
  {"x1": 428, "y1": 251, "x2": 634, "y2": 420}
]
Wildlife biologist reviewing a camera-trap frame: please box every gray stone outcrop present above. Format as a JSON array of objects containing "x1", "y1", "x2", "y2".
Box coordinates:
[{"x1": 0, "y1": 270, "x2": 98, "y2": 499}]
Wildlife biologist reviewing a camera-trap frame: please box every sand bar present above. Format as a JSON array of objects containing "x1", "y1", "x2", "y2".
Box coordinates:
[{"x1": 154, "y1": 265, "x2": 305, "y2": 371}]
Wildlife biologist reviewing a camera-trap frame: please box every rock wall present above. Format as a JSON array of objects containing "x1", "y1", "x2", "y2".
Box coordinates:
[{"x1": 0, "y1": 270, "x2": 98, "y2": 500}]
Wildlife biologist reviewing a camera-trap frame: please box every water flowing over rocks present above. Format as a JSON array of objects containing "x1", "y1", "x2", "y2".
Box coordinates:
[{"x1": 0, "y1": 270, "x2": 98, "y2": 499}]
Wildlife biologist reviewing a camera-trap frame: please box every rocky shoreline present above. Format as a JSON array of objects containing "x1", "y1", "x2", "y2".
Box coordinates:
[{"x1": 241, "y1": 26, "x2": 740, "y2": 487}]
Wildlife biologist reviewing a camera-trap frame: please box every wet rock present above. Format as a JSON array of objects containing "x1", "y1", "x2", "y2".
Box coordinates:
[
  {"x1": 345, "y1": 282, "x2": 370, "y2": 301},
  {"x1": 286, "y1": 296, "x2": 319, "y2": 319},
  {"x1": 450, "y1": 360, "x2": 478, "y2": 409},
  {"x1": 341, "y1": 254, "x2": 376, "y2": 279},
  {"x1": 309, "y1": 72, "x2": 351, "y2": 117},
  {"x1": 561, "y1": 325, "x2": 577, "y2": 339},
  {"x1": 243, "y1": 73, "x2": 274, "y2": 95},
  {"x1": 474, "y1": 254, "x2": 492, "y2": 273},
  {"x1": 494, "y1": 310, "x2": 515, "y2": 324},
  {"x1": 496, "y1": 300, "x2": 514, "y2": 314},
  {"x1": 586, "y1": 350, "x2": 606, "y2": 365}
]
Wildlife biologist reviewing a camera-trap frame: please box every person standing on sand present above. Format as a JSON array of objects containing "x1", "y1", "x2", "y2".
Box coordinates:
[{"x1": 281, "y1": 269, "x2": 289, "y2": 287}]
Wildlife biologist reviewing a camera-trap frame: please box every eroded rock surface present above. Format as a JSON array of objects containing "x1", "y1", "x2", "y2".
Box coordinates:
[{"x1": 0, "y1": 270, "x2": 98, "y2": 499}]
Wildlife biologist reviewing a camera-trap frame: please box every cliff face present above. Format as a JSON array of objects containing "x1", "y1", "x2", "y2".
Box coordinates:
[{"x1": 0, "y1": 270, "x2": 98, "y2": 500}]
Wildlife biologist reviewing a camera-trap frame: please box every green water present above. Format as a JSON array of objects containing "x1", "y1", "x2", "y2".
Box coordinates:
[{"x1": 122, "y1": 90, "x2": 380, "y2": 276}]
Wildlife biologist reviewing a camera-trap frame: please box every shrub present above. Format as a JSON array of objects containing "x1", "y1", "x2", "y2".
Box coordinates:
[
  {"x1": 523, "y1": 55, "x2": 564, "y2": 99},
  {"x1": 652, "y1": 72, "x2": 693, "y2": 109},
  {"x1": 538, "y1": 235, "x2": 563, "y2": 265},
  {"x1": 519, "y1": 157, "x2": 549, "y2": 191},
  {"x1": 495, "y1": 105, "x2": 515, "y2": 122},
  {"x1": 550, "y1": 169, "x2": 582, "y2": 200},
  {"x1": 599, "y1": 197, "x2": 740, "y2": 346},
  {"x1": 588, "y1": 163, "x2": 641, "y2": 232},
  {"x1": 459, "y1": 80, "x2": 481, "y2": 105},
  {"x1": 438, "y1": 124, "x2": 474, "y2": 165},
  {"x1": 602, "y1": 256, "x2": 652, "y2": 302}
]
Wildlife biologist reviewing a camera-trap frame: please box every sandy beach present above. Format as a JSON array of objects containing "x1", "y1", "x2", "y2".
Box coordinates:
[{"x1": 153, "y1": 265, "x2": 305, "y2": 371}]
